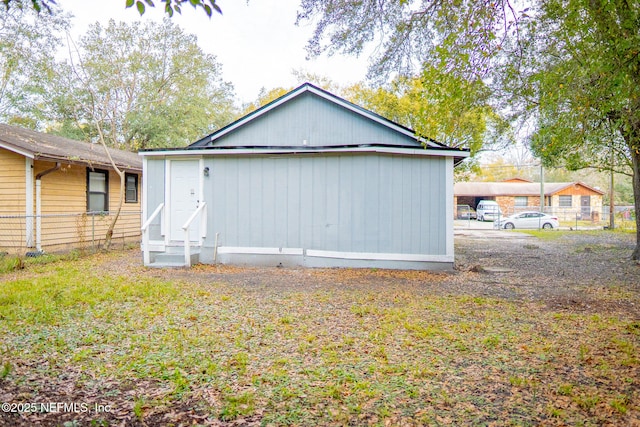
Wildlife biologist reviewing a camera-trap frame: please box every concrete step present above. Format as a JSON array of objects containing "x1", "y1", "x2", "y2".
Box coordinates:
[{"x1": 147, "y1": 250, "x2": 200, "y2": 268}]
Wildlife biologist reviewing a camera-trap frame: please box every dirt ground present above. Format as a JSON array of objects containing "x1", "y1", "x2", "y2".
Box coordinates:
[
  {"x1": 453, "y1": 230, "x2": 639, "y2": 316},
  {"x1": 132, "y1": 230, "x2": 640, "y2": 318}
]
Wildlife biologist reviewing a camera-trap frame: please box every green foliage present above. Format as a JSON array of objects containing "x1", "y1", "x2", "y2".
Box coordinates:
[
  {"x1": 0, "y1": 360, "x2": 11, "y2": 378},
  {"x1": 46, "y1": 19, "x2": 237, "y2": 150},
  {"x1": 516, "y1": 1, "x2": 637, "y2": 177},
  {"x1": 1, "y1": 0, "x2": 56, "y2": 14},
  {"x1": 126, "y1": 0, "x2": 221, "y2": 18},
  {"x1": 219, "y1": 391, "x2": 255, "y2": 421},
  {"x1": 2, "y1": 0, "x2": 222, "y2": 18},
  {"x1": 297, "y1": 0, "x2": 513, "y2": 82},
  {"x1": 298, "y1": 2, "x2": 514, "y2": 170},
  {"x1": 241, "y1": 86, "x2": 291, "y2": 116},
  {"x1": 0, "y1": 4, "x2": 68, "y2": 124},
  {"x1": 343, "y1": 73, "x2": 510, "y2": 181},
  {"x1": 345, "y1": 73, "x2": 509, "y2": 155},
  {"x1": 511, "y1": 0, "x2": 640, "y2": 256}
]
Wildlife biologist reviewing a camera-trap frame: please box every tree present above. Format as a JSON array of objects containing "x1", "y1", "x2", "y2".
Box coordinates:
[
  {"x1": 291, "y1": 69, "x2": 342, "y2": 94},
  {"x1": 297, "y1": 0, "x2": 519, "y2": 82},
  {"x1": 344, "y1": 71, "x2": 509, "y2": 156},
  {"x1": 240, "y1": 72, "x2": 340, "y2": 116},
  {"x1": 45, "y1": 18, "x2": 236, "y2": 250},
  {"x1": 514, "y1": 1, "x2": 640, "y2": 257},
  {"x1": 47, "y1": 18, "x2": 236, "y2": 151},
  {"x1": 0, "y1": 4, "x2": 68, "y2": 126},
  {"x1": 2, "y1": 0, "x2": 222, "y2": 17},
  {"x1": 297, "y1": 0, "x2": 640, "y2": 260},
  {"x1": 125, "y1": 0, "x2": 221, "y2": 17},
  {"x1": 1, "y1": 0, "x2": 56, "y2": 13},
  {"x1": 473, "y1": 156, "x2": 537, "y2": 182},
  {"x1": 241, "y1": 87, "x2": 291, "y2": 116}
]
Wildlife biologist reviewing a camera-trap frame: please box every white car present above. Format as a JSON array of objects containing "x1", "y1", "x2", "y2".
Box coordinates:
[
  {"x1": 476, "y1": 200, "x2": 502, "y2": 222},
  {"x1": 498, "y1": 211, "x2": 560, "y2": 230}
]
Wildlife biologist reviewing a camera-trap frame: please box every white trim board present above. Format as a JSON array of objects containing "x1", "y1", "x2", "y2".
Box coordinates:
[
  {"x1": 0, "y1": 142, "x2": 35, "y2": 159},
  {"x1": 217, "y1": 247, "x2": 304, "y2": 256},
  {"x1": 25, "y1": 157, "x2": 34, "y2": 247},
  {"x1": 305, "y1": 249, "x2": 453, "y2": 263},
  {"x1": 216, "y1": 246, "x2": 453, "y2": 263}
]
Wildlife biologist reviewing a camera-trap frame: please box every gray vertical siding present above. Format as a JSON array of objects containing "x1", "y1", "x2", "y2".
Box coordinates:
[
  {"x1": 145, "y1": 158, "x2": 165, "y2": 240},
  {"x1": 211, "y1": 93, "x2": 422, "y2": 149},
  {"x1": 202, "y1": 153, "x2": 447, "y2": 256}
]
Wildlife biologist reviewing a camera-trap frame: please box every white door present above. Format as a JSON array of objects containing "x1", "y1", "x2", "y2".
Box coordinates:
[{"x1": 169, "y1": 160, "x2": 201, "y2": 242}]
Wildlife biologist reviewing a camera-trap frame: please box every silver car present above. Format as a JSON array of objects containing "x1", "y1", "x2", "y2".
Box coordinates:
[{"x1": 498, "y1": 211, "x2": 560, "y2": 230}]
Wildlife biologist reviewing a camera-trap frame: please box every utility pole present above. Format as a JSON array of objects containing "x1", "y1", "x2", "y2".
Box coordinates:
[
  {"x1": 540, "y1": 164, "x2": 545, "y2": 213},
  {"x1": 610, "y1": 148, "x2": 615, "y2": 229}
]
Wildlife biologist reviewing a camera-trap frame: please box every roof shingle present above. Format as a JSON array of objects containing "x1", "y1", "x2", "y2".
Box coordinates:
[{"x1": 0, "y1": 124, "x2": 141, "y2": 172}]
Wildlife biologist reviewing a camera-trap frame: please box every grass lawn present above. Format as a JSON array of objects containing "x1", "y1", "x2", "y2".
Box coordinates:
[{"x1": 0, "y1": 249, "x2": 638, "y2": 426}]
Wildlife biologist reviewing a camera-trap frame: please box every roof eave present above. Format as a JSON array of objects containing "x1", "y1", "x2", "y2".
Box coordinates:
[
  {"x1": 0, "y1": 141, "x2": 35, "y2": 159},
  {"x1": 0, "y1": 133, "x2": 142, "y2": 172},
  {"x1": 140, "y1": 145, "x2": 470, "y2": 159},
  {"x1": 32, "y1": 153, "x2": 142, "y2": 172}
]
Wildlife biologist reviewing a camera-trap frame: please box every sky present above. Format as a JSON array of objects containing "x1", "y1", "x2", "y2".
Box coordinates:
[{"x1": 57, "y1": 0, "x2": 373, "y2": 105}]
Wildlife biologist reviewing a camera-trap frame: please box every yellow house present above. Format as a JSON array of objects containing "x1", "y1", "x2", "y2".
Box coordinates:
[{"x1": 0, "y1": 124, "x2": 142, "y2": 254}]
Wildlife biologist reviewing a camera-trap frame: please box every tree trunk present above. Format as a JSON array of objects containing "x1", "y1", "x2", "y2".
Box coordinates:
[
  {"x1": 103, "y1": 168, "x2": 125, "y2": 251},
  {"x1": 95, "y1": 124, "x2": 125, "y2": 251},
  {"x1": 616, "y1": 107, "x2": 640, "y2": 259},
  {"x1": 631, "y1": 148, "x2": 640, "y2": 260}
]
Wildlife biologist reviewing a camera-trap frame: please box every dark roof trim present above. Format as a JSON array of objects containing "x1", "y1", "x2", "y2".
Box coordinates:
[
  {"x1": 143, "y1": 142, "x2": 467, "y2": 153},
  {"x1": 140, "y1": 143, "x2": 470, "y2": 166}
]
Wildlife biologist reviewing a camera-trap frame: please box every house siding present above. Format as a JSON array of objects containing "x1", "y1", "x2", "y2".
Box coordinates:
[
  {"x1": 35, "y1": 161, "x2": 141, "y2": 251},
  {"x1": 211, "y1": 92, "x2": 421, "y2": 149},
  {"x1": 200, "y1": 153, "x2": 447, "y2": 260},
  {"x1": 549, "y1": 194, "x2": 602, "y2": 216},
  {"x1": 556, "y1": 185, "x2": 598, "y2": 197},
  {"x1": 144, "y1": 158, "x2": 165, "y2": 241},
  {"x1": 0, "y1": 149, "x2": 27, "y2": 251},
  {"x1": 0, "y1": 148, "x2": 26, "y2": 214}
]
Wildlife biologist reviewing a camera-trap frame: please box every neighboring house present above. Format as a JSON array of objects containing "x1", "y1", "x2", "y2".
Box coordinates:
[
  {"x1": 140, "y1": 83, "x2": 469, "y2": 270},
  {"x1": 0, "y1": 124, "x2": 142, "y2": 253},
  {"x1": 454, "y1": 179, "x2": 604, "y2": 220}
]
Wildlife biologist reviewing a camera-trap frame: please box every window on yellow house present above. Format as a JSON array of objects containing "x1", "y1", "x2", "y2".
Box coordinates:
[
  {"x1": 125, "y1": 173, "x2": 138, "y2": 203},
  {"x1": 87, "y1": 169, "x2": 109, "y2": 212}
]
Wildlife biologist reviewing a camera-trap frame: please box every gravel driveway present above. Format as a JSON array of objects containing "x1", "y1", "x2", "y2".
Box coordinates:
[{"x1": 453, "y1": 230, "x2": 639, "y2": 315}]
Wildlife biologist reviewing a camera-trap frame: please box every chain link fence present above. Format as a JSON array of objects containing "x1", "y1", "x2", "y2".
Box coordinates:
[
  {"x1": 455, "y1": 204, "x2": 636, "y2": 231},
  {"x1": 0, "y1": 211, "x2": 141, "y2": 256}
]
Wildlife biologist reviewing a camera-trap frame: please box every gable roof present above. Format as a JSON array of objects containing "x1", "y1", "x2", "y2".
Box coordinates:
[
  {"x1": 0, "y1": 123, "x2": 142, "y2": 172},
  {"x1": 454, "y1": 181, "x2": 605, "y2": 197},
  {"x1": 190, "y1": 82, "x2": 449, "y2": 150},
  {"x1": 140, "y1": 83, "x2": 469, "y2": 165}
]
